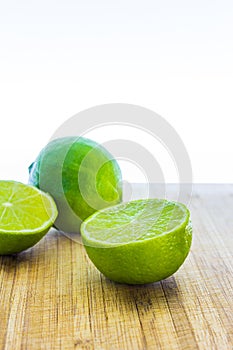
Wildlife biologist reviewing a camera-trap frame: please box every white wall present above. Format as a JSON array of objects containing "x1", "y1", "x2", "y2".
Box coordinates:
[{"x1": 0, "y1": 0, "x2": 232, "y2": 183}]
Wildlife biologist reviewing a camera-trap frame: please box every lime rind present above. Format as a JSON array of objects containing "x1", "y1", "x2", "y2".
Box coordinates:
[
  {"x1": 82, "y1": 220, "x2": 192, "y2": 284},
  {"x1": 28, "y1": 136, "x2": 122, "y2": 233}
]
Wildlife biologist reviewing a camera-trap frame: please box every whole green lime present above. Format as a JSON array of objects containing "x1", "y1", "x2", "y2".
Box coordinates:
[
  {"x1": 81, "y1": 199, "x2": 192, "y2": 284},
  {"x1": 29, "y1": 137, "x2": 122, "y2": 233}
]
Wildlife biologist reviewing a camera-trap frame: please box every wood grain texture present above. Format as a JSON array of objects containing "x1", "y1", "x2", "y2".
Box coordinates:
[{"x1": 0, "y1": 184, "x2": 232, "y2": 350}]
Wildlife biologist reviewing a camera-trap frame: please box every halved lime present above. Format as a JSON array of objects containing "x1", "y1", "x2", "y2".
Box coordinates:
[
  {"x1": 81, "y1": 199, "x2": 192, "y2": 284},
  {"x1": 0, "y1": 181, "x2": 58, "y2": 255}
]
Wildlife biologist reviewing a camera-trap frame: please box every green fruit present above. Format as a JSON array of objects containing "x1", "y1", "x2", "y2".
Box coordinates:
[
  {"x1": 81, "y1": 199, "x2": 192, "y2": 284},
  {"x1": 29, "y1": 137, "x2": 122, "y2": 233},
  {"x1": 0, "y1": 180, "x2": 58, "y2": 255}
]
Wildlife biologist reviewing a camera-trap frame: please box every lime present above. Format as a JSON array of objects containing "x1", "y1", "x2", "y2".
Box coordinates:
[
  {"x1": 81, "y1": 199, "x2": 192, "y2": 284},
  {"x1": 0, "y1": 181, "x2": 58, "y2": 255},
  {"x1": 28, "y1": 137, "x2": 122, "y2": 234}
]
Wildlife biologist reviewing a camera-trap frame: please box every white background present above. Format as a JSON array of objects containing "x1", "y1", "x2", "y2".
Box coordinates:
[{"x1": 0, "y1": 0, "x2": 232, "y2": 183}]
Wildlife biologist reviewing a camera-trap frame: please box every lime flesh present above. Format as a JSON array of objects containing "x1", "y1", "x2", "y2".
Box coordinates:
[
  {"x1": 0, "y1": 181, "x2": 58, "y2": 255},
  {"x1": 81, "y1": 199, "x2": 192, "y2": 284}
]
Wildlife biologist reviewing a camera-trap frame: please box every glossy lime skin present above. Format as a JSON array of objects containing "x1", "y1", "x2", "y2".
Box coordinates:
[
  {"x1": 82, "y1": 222, "x2": 192, "y2": 284},
  {"x1": 0, "y1": 227, "x2": 52, "y2": 255},
  {"x1": 29, "y1": 137, "x2": 122, "y2": 233}
]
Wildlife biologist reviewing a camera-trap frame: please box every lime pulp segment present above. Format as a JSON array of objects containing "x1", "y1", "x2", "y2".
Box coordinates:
[
  {"x1": 0, "y1": 181, "x2": 58, "y2": 255},
  {"x1": 0, "y1": 181, "x2": 57, "y2": 233},
  {"x1": 81, "y1": 199, "x2": 190, "y2": 246}
]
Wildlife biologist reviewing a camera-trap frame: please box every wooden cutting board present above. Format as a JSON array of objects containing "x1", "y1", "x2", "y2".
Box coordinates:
[{"x1": 0, "y1": 184, "x2": 232, "y2": 350}]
